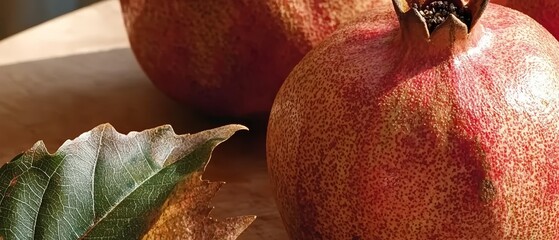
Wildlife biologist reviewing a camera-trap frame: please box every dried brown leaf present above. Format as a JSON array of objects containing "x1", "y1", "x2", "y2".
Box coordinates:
[{"x1": 142, "y1": 172, "x2": 256, "y2": 240}]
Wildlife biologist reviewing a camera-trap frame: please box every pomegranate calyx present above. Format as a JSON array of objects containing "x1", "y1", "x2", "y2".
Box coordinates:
[{"x1": 393, "y1": 0, "x2": 488, "y2": 41}]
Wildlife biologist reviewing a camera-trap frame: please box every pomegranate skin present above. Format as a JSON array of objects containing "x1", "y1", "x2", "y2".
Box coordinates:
[
  {"x1": 119, "y1": 0, "x2": 391, "y2": 117},
  {"x1": 492, "y1": 0, "x2": 559, "y2": 39},
  {"x1": 267, "y1": 2, "x2": 559, "y2": 239}
]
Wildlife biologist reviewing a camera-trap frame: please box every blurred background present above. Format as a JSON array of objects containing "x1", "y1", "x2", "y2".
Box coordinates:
[{"x1": 0, "y1": 0, "x2": 101, "y2": 40}]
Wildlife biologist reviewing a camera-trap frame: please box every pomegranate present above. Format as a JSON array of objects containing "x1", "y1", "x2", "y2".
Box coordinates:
[
  {"x1": 492, "y1": 0, "x2": 559, "y2": 39},
  {"x1": 267, "y1": 0, "x2": 559, "y2": 238},
  {"x1": 119, "y1": 0, "x2": 391, "y2": 118}
]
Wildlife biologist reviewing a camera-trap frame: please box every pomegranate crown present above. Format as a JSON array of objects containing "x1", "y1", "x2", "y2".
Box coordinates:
[{"x1": 392, "y1": 0, "x2": 489, "y2": 42}]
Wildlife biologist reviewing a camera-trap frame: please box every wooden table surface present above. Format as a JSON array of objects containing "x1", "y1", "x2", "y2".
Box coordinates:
[{"x1": 0, "y1": 1, "x2": 287, "y2": 239}]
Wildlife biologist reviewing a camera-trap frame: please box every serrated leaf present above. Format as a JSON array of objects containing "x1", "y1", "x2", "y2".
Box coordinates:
[
  {"x1": 0, "y1": 123, "x2": 254, "y2": 239},
  {"x1": 142, "y1": 172, "x2": 256, "y2": 240}
]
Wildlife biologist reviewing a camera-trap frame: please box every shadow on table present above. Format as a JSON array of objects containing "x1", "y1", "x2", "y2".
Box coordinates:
[{"x1": 0, "y1": 48, "x2": 286, "y2": 239}]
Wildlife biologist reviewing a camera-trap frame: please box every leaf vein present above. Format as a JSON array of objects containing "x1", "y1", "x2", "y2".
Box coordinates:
[
  {"x1": 32, "y1": 154, "x2": 69, "y2": 240},
  {"x1": 91, "y1": 125, "x2": 107, "y2": 221},
  {"x1": 78, "y1": 148, "x2": 178, "y2": 239},
  {"x1": 114, "y1": 141, "x2": 137, "y2": 185},
  {"x1": 135, "y1": 139, "x2": 156, "y2": 171}
]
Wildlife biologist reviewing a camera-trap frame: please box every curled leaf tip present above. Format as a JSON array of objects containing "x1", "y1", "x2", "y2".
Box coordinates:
[
  {"x1": 208, "y1": 124, "x2": 249, "y2": 137},
  {"x1": 0, "y1": 123, "x2": 253, "y2": 240}
]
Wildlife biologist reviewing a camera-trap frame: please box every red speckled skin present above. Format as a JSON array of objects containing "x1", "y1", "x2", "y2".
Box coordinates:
[
  {"x1": 119, "y1": 0, "x2": 391, "y2": 117},
  {"x1": 492, "y1": 0, "x2": 559, "y2": 39},
  {"x1": 267, "y1": 2, "x2": 559, "y2": 239}
]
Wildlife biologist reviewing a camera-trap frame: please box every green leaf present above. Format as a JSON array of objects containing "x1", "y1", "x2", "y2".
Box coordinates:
[{"x1": 0, "y1": 123, "x2": 253, "y2": 239}]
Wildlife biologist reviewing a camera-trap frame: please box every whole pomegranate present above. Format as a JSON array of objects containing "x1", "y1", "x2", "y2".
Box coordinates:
[
  {"x1": 492, "y1": 0, "x2": 558, "y2": 39},
  {"x1": 119, "y1": 0, "x2": 391, "y2": 117},
  {"x1": 267, "y1": 0, "x2": 559, "y2": 238}
]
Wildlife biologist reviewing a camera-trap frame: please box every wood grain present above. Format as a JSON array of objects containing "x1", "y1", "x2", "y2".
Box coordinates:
[
  {"x1": 0, "y1": 0, "x2": 129, "y2": 65},
  {"x1": 0, "y1": 49, "x2": 287, "y2": 239}
]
